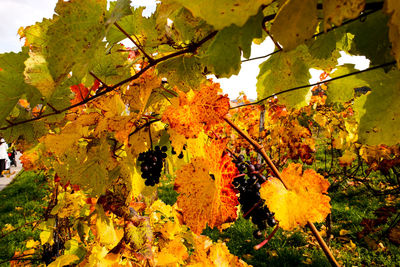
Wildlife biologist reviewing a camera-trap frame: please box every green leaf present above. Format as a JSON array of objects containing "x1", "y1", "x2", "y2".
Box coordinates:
[
  {"x1": 326, "y1": 64, "x2": 365, "y2": 103},
  {"x1": 89, "y1": 44, "x2": 131, "y2": 85},
  {"x1": 384, "y1": 0, "x2": 400, "y2": 67},
  {"x1": 307, "y1": 24, "x2": 351, "y2": 61},
  {"x1": 270, "y1": 0, "x2": 318, "y2": 50},
  {"x1": 202, "y1": 10, "x2": 264, "y2": 77},
  {"x1": 256, "y1": 46, "x2": 313, "y2": 108},
  {"x1": 54, "y1": 139, "x2": 115, "y2": 197},
  {"x1": 172, "y1": 0, "x2": 273, "y2": 30},
  {"x1": 0, "y1": 50, "x2": 35, "y2": 124},
  {"x1": 157, "y1": 55, "x2": 205, "y2": 91},
  {"x1": 353, "y1": 68, "x2": 400, "y2": 145},
  {"x1": 46, "y1": 0, "x2": 107, "y2": 83},
  {"x1": 106, "y1": 7, "x2": 159, "y2": 47},
  {"x1": 347, "y1": 11, "x2": 394, "y2": 66},
  {"x1": 107, "y1": 0, "x2": 133, "y2": 26}
]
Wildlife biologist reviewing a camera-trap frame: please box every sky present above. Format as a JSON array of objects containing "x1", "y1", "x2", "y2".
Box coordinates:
[{"x1": 0, "y1": 0, "x2": 369, "y2": 100}]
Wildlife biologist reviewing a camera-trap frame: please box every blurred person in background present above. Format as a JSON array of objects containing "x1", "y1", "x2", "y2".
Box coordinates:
[{"x1": 0, "y1": 138, "x2": 9, "y2": 177}]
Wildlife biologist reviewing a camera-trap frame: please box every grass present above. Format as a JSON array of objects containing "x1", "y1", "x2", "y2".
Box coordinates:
[{"x1": 0, "y1": 171, "x2": 48, "y2": 266}]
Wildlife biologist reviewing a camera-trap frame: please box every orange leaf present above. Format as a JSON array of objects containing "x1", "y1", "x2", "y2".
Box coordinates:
[
  {"x1": 174, "y1": 144, "x2": 238, "y2": 234},
  {"x1": 162, "y1": 81, "x2": 230, "y2": 138},
  {"x1": 70, "y1": 83, "x2": 89, "y2": 105},
  {"x1": 260, "y1": 163, "x2": 331, "y2": 230}
]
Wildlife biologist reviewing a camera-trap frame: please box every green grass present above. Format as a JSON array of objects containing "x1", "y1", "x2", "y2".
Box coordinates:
[{"x1": 0, "y1": 171, "x2": 48, "y2": 266}]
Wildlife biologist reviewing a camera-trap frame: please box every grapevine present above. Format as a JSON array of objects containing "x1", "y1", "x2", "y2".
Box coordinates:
[{"x1": 0, "y1": 0, "x2": 400, "y2": 266}]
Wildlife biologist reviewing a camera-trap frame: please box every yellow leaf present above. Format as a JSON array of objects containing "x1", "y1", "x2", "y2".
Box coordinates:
[
  {"x1": 40, "y1": 230, "x2": 53, "y2": 245},
  {"x1": 270, "y1": 0, "x2": 318, "y2": 50},
  {"x1": 324, "y1": 0, "x2": 365, "y2": 30},
  {"x1": 155, "y1": 238, "x2": 189, "y2": 266},
  {"x1": 384, "y1": 0, "x2": 400, "y2": 67},
  {"x1": 260, "y1": 163, "x2": 331, "y2": 230},
  {"x1": 188, "y1": 235, "x2": 249, "y2": 266},
  {"x1": 48, "y1": 255, "x2": 79, "y2": 267},
  {"x1": 26, "y1": 239, "x2": 40, "y2": 248},
  {"x1": 339, "y1": 229, "x2": 350, "y2": 236},
  {"x1": 338, "y1": 150, "x2": 356, "y2": 167}
]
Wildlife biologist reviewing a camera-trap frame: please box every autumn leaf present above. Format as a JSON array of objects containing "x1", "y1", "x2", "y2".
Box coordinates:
[
  {"x1": 260, "y1": 163, "x2": 331, "y2": 230},
  {"x1": 174, "y1": 142, "x2": 238, "y2": 234},
  {"x1": 162, "y1": 81, "x2": 230, "y2": 138},
  {"x1": 188, "y1": 235, "x2": 249, "y2": 266}
]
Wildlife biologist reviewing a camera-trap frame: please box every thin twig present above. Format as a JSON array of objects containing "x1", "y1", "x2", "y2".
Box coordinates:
[
  {"x1": 89, "y1": 71, "x2": 110, "y2": 90},
  {"x1": 254, "y1": 222, "x2": 280, "y2": 250},
  {"x1": 114, "y1": 22, "x2": 154, "y2": 63},
  {"x1": 232, "y1": 60, "x2": 396, "y2": 109},
  {"x1": 47, "y1": 103, "x2": 60, "y2": 114}
]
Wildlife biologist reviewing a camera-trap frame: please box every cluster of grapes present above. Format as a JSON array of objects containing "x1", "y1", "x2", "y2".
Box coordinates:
[
  {"x1": 232, "y1": 155, "x2": 276, "y2": 239},
  {"x1": 138, "y1": 146, "x2": 168, "y2": 186}
]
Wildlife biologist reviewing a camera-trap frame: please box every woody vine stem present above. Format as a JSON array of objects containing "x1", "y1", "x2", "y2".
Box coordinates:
[{"x1": 223, "y1": 117, "x2": 340, "y2": 267}]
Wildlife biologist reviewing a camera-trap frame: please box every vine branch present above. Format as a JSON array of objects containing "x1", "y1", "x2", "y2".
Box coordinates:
[{"x1": 0, "y1": 31, "x2": 217, "y2": 131}]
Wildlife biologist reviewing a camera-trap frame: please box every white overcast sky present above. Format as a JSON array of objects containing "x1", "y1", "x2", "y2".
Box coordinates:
[{"x1": 0, "y1": 0, "x2": 368, "y2": 100}]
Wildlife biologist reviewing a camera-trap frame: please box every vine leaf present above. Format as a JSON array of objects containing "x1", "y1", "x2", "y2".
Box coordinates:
[
  {"x1": 384, "y1": 0, "x2": 400, "y2": 67},
  {"x1": 188, "y1": 235, "x2": 249, "y2": 266},
  {"x1": 174, "y1": 144, "x2": 239, "y2": 234},
  {"x1": 172, "y1": 0, "x2": 273, "y2": 30},
  {"x1": 256, "y1": 46, "x2": 312, "y2": 108},
  {"x1": 162, "y1": 82, "x2": 230, "y2": 138},
  {"x1": 323, "y1": 0, "x2": 365, "y2": 30},
  {"x1": 202, "y1": 10, "x2": 264, "y2": 77},
  {"x1": 354, "y1": 69, "x2": 400, "y2": 145},
  {"x1": 156, "y1": 55, "x2": 205, "y2": 92},
  {"x1": 260, "y1": 163, "x2": 331, "y2": 230},
  {"x1": 48, "y1": 254, "x2": 79, "y2": 267},
  {"x1": 106, "y1": 0, "x2": 133, "y2": 26},
  {"x1": 270, "y1": 0, "x2": 318, "y2": 50}
]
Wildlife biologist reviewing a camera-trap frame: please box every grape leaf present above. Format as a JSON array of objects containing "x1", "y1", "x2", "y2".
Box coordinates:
[
  {"x1": 257, "y1": 46, "x2": 312, "y2": 108},
  {"x1": 188, "y1": 235, "x2": 249, "y2": 266},
  {"x1": 106, "y1": 0, "x2": 133, "y2": 26},
  {"x1": 162, "y1": 82, "x2": 230, "y2": 138},
  {"x1": 260, "y1": 163, "x2": 331, "y2": 230},
  {"x1": 353, "y1": 69, "x2": 400, "y2": 145},
  {"x1": 174, "y1": 151, "x2": 238, "y2": 234},
  {"x1": 202, "y1": 10, "x2": 264, "y2": 77},
  {"x1": 326, "y1": 64, "x2": 365, "y2": 103},
  {"x1": 347, "y1": 11, "x2": 394, "y2": 66},
  {"x1": 270, "y1": 0, "x2": 318, "y2": 50},
  {"x1": 0, "y1": 50, "x2": 36, "y2": 125},
  {"x1": 384, "y1": 0, "x2": 400, "y2": 67},
  {"x1": 48, "y1": 255, "x2": 79, "y2": 267},
  {"x1": 323, "y1": 0, "x2": 365, "y2": 30},
  {"x1": 173, "y1": 0, "x2": 273, "y2": 30},
  {"x1": 54, "y1": 139, "x2": 117, "y2": 196},
  {"x1": 156, "y1": 55, "x2": 205, "y2": 92},
  {"x1": 24, "y1": 51, "x2": 55, "y2": 98},
  {"x1": 106, "y1": 6, "x2": 159, "y2": 48}
]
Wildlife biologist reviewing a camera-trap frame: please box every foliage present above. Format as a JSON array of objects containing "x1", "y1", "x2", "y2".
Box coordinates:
[{"x1": 0, "y1": 0, "x2": 399, "y2": 265}]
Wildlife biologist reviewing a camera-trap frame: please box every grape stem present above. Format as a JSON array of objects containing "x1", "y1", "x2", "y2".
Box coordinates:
[
  {"x1": 243, "y1": 199, "x2": 262, "y2": 218},
  {"x1": 254, "y1": 222, "x2": 280, "y2": 250},
  {"x1": 223, "y1": 117, "x2": 340, "y2": 267}
]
